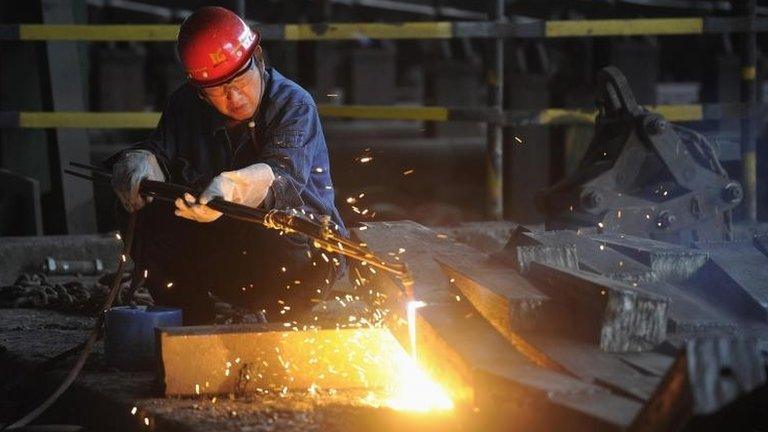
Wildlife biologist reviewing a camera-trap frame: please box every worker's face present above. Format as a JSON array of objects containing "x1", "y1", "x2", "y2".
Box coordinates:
[{"x1": 199, "y1": 58, "x2": 261, "y2": 122}]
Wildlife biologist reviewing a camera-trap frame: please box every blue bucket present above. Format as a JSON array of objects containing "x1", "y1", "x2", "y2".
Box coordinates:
[{"x1": 104, "y1": 306, "x2": 182, "y2": 371}]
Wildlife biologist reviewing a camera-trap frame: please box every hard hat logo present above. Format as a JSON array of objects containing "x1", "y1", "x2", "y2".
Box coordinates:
[
  {"x1": 209, "y1": 50, "x2": 228, "y2": 67},
  {"x1": 177, "y1": 6, "x2": 261, "y2": 87}
]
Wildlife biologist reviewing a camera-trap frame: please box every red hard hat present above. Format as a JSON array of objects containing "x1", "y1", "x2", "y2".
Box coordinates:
[{"x1": 177, "y1": 6, "x2": 260, "y2": 87}]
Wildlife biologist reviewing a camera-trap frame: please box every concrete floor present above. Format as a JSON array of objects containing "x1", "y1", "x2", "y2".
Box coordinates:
[
  {"x1": 0, "y1": 226, "x2": 503, "y2": 431},
  {"x1": 0, "y1": 308, "x2": 468, "y2": 431}
]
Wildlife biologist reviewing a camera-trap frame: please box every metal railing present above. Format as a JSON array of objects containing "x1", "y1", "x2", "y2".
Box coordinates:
[
  {"x1": 1, "y1": 17, "x2": 767, "y2": 41},
  {"x1": 0, "y1": 103, "x2": 761, "y2": 128},
  {"x1": 1, "y1": 7, "x2": 763, "y2": 219}
]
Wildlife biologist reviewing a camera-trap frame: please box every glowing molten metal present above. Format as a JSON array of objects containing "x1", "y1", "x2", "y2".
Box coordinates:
[{"x1": 381, "y1": 300, "x2": 453, "y2": 412}]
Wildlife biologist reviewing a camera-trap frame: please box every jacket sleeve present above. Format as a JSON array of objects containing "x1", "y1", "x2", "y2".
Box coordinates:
[
  {"x1": 140, "y1": 106, "x2": 178, "y2": 172},
  {"x1": 258, "y1": 102, "x2": 321, "y2": 210},
  {"x1": 103, "y1": 98, "x2": 179, "y2": 176}
]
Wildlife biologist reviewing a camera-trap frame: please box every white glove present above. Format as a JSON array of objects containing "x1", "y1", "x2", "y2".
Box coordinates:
[
  {"x1": 174, "y1": 163, "x2": 275, "y2": 223},
  {"x1": 112, "y1": 150, "x2": 165, "y2": 212}
]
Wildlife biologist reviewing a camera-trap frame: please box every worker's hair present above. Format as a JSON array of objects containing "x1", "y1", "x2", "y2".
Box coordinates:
[{"x1": 253, "y1": 47, "x2": 268, "y2": 78}]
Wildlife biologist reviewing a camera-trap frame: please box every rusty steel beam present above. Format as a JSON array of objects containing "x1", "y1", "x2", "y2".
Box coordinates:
[
  {"x1": 630, "y1": 337, "x2": 767, "y2": 432},
  {"x1": 157, "y1": 324, "x2": 411, "y2": 396},
  {"x1": 432, "y1": 227, "x2": 674, "y2": 402},
  {"x1": 591, "y1": 234, "x2": 708, "y2": 284},
  {"x1": 526, "y1": 262, "x2": 668, "y2": 353},
  {"x1": 354, "y1": 221, "x2": 642, "y2": 430},
  {"x1": 498, "y1": 229, "x2": 733, "y2": 333}
]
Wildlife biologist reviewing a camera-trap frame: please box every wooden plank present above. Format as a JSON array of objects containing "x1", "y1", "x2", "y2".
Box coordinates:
[
  {"x1": 354, "y1": 221, "x2": 642, "y2": 430},
  {"x1": 527, "y1": 262, "x2": 668, "y2": 352},
  {"x1": 158, "y1": 325, "x2": 413, "y2": 396}
]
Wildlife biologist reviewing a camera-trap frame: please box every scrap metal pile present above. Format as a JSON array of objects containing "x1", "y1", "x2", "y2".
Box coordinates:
[
  {"x1": 343, "y1": 68, "x2": 768, "y2": 431},
  {"x1": 0, "y1": 272, "x2": 148, "y2": 313}
]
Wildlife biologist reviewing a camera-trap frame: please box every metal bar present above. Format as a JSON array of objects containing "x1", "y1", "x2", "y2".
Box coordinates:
[
  {"x1": 318, "y1": 105, "x2": 449, "y2": 121},
  {"x1": 328, "y1": 0, "x2": 488, "y2": 20},
  {"x1": 740, "y1": 0, "x2": 758, "y2": 222},
  {"x1": 282, "y1": 22, "x2": 453, "y2": 40},
  {"x1": 545, "y1": 17, "x2": 703, "y2": 37},
  {"x1": 4, "y1": 18, "x2": 768, "y2": 42},
  {"x1": 18, "y1": 24, "x2": 180, "y2": 40},
  {"x1": 705, "y1": 16, "x2": 768, "y2": 32},
  {"x1": 19, "y1": 111, "x2": 161, "y2": 128},
  {"x1": 85, "y1": 0, "x2": 192, "y2": 20},
  {"x1": 486, "y1": 0, "x2": 504, "y2": 220},
  {"x1": 68, "y1": 161, "x2": 109, "y2": 173},
  {"x1": 65, "y1": 164, "x2": 410, "y2": 279},
  {"x1": 157, "y1": 326, "x2": 409, "y2": 396},
  {"x1": 2, "y1": 103, "x2": 764, "y2": 129}
]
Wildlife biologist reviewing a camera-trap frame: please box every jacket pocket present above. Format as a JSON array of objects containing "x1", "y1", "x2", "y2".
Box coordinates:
[{"x1": 268, "y1": 130, "x2": 305, "y2": 148}]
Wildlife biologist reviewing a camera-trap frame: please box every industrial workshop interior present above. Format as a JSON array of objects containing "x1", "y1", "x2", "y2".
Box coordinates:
[{"x1": 5, "y1": 0, "x2": 768, "y2": 430}]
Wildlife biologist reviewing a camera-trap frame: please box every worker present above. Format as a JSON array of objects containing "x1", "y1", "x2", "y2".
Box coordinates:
[{"x1": 107, "y1": 6, "x2": 347, "y2": 324}]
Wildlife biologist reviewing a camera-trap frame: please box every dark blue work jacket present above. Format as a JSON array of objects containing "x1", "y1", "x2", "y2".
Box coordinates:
[{"x1": 118, "y1": 67, "x2": 347, "y2": 239}]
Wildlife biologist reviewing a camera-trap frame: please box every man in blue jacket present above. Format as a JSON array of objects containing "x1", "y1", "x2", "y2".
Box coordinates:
[{"x1": 110, "y1": 7, "x2": 347, "y2": 324}]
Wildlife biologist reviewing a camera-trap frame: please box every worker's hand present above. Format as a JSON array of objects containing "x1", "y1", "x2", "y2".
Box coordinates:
[
  {"x1": 174, "y1": 163, "x2": 275, "y2": 223},
  {"x1": 174, "y1": 193, "x2": 221, "y2": 223},
  {"x1": 111, "y1": 150, "x2": 165, "y2": 212}
]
